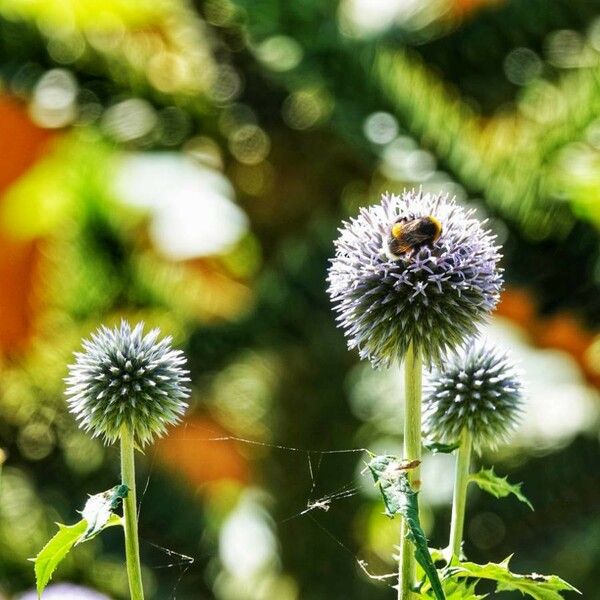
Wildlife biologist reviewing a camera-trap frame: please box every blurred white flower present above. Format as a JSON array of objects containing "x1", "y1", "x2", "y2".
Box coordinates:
[
  {"x1": 479, "y1": 318, "x2": 600, "y2": 449},
  {"x1": 18, "y1": 583, "x2": 112, "y2": 600},
  {"x1": 339, "y1": 0, "x2": 445, "y2": 38},
  {"x1": 114, "y1": 152, "x2": 249, "y2": 260},
  {"x1": 219, "y1": 490, "x2": 278, "y2": 580}
]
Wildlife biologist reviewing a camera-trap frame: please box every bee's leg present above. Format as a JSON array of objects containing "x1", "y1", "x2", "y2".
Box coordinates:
[
  {"x1": 403, "y1": 247, "x2": 417, "y2": 263},
  {"x1": 383, "y1": 239, "x2": 402, "y2": 262}
]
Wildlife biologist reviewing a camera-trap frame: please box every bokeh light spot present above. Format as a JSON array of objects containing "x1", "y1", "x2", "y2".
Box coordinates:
[
  {"x1": 256, "y1": 35, "x2": 303, "y2": 72},
  {"x1": 29, "y1": 68, "x2": 78, "y2": 128},
  {"x1": 101, "y1": 98, "x2": 158, "y2": 143},
  {"x1": 503, "y1": 47, "x2": 542, "y2": 86},
  {"x1": 363, "y1": 111, "x2": 399, "y2": 145},
  {"x1": 229, "y1": 124, "x2": 271, "y2": 165},
  {"x1": 282, "y1": 87, "x2": 333, "y2": 130}
]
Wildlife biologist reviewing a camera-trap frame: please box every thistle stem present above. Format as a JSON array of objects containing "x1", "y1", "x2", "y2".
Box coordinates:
[
  {"x1": 448, "y1": 427, "x2": 472, "y2": 560},
  {"x1": 399, "y1": 342, "x2": 422, "y2": 599},
  {"x1": 120, "y1": 428, "x2": 145, "y2": 600}
]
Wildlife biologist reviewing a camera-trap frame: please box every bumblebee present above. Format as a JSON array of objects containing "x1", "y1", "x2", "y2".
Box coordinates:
[{"x1": 385, "y1": 215, "x2": 442, "y2": 260}]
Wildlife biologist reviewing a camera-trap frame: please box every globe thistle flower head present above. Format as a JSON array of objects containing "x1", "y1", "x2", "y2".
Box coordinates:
[
  {"x1": 423, "y1": 344, "x2": 524, "y2": 451},
  {"x1": 327, "y1": 190, "x2": 503, "y2": 367},
  {"x1": 66, "y1": 321, "x2": 190, "y2": 446}
]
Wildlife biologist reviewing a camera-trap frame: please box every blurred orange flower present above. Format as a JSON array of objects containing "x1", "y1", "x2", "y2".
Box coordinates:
[
  {"x1": 157, "y1": 416, "x2": 250, "y2": 489},
  {"x1": 0, "y1": 97, "x2": 56, "y2": 353}
]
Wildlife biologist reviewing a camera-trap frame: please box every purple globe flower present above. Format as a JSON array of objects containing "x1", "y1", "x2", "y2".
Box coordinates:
[
  {"x1": 327, "y1": 190, "x2": 503, "y2": 367},
  {"x1": 424, "y1": 343, "x2": 524, "y2": 451},
  {"x1": 66, "y1": 321, "x2": 190, "y2": 445}
]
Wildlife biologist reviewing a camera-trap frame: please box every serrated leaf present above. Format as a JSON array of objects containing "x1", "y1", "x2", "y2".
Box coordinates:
[
  {"x1": 34, "y1": 520, "x2": 87, "y2": 597},
  {"x1": 80, "y1": 484, "x2": 128, "y2": 542},
  {"x1": 368, "y1": 455, "x2": 445, "y2": 600},
  {"x1": 33, "y1": 486, "x2": 125, "y2": 598},
  {"x1": 423, "y1": 441, "x2": 460, "y2": 454},
  {"x1": 437, "y1": 579, "x2": 486, "y2": 600},
  {"x1": 416, "y1": 552, "x2": 486, "y2": 599},
  {"x1": 417, "y1": 564, "x2": 485, "y2": 599},
  {"x1": 34, "y1": 515, "x2": 122, "y2": 597},
  {"x1": 429, "y1": 547, "x2": 446, "y2": 564},
  {"x1": 449, "y1": 557, "x2": 581, "y2": 600},
  {"x1": 470, "y1": 467, "x2": 533, "y2": 510}
]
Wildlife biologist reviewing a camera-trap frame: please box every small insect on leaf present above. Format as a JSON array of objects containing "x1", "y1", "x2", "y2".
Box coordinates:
[{"x1": 79, "y1": 484, "x2": 128, "y2": 543}]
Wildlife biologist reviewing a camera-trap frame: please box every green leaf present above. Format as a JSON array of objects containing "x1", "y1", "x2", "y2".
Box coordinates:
[
  {"x1": 367, "y1": 455, "x2": 445, "y2": 600},
  {"x1": 449, "y1": 557, "x2": 581, "y2": 600},
  {"x1": 428, "y1": 547, "x2": 446, "y2": 564},
  {"x1": 417, "y1": 557, "x2": 485, "y2": 599},
  {"x1": 415, "y1": 552, "x2": 487, "y2": 599},
  {"x1": 33, "y1": 486, "x2": 126, "y2": 597},
  {"x1": 469, "y1": 467, "x2": 533, "y2": 510},
  {"x1": 34, "y1": 520, "x2": 87, "y2": 598},
  {"x1": 80, "y1": 484, "x2": 128, "y2": 542},
  {"x1": 440, "y1": 579, "x2": 487, "y2": 600},
  {"x1": 423, "y1": 441, "x2": 460, "y2": 454}
]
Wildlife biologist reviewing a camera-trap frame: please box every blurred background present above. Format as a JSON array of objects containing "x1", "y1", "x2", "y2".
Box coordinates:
[{"x1": 0, "y1": 0, "x2": 599, "y2": 598}]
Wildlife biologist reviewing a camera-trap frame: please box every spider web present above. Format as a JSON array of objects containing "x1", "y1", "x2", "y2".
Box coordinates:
[{"x1": 135, "y1": 421, "x2": 396, "y2": 598}]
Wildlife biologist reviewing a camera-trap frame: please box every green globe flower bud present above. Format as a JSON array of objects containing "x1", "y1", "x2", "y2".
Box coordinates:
[
  {"x1": 423, "y1": 344, "x2": 523, "y2": 451},
  {"x1": 66, "y1": 321, "x2": 190, "y2": 445}
]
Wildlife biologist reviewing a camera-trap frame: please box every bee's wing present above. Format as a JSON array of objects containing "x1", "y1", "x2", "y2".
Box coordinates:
[{"x1": 398, "y1": 221, "x2": 433, "y2": 247}]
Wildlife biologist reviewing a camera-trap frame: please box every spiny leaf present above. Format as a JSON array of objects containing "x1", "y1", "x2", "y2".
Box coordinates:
[
  {"x1": 428, "y1": 547, "x2": 446, "y2": 564},
  {"x1": 470, "y1": 467, "x2": 533, "y2": 510},
  {"x1": 80, "y1": 484, "x2": 128, "y2": 543},
  {"x1": 417, "y1": 557, "x2": 486, "y2": 599},
  {"x1": 416, "y1": 548, "x2": 446, "y2": 581},
  {"x1": 367, "y1": 455, "x2": 445, "y2": 600},
  {"x1": 440, "y1": 579, "x2": 487, "y2": 600},
  {"x1": 437, "y1": 579, "x2": 486, "y2": 600},
  {"x1": 424, "y1": 441, "x2": 460, "y2": 454},
  {"x1": 34, "y1": 520, "x2": 87, "y2": 597},
  {"x1": 33, "y1": 486, "x2": 125, "y2": 597},
  {"x1": 449, "y1": 557, "x2": 581, "y2": 600}
]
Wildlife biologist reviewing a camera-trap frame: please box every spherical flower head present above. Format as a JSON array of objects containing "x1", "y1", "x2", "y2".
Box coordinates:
[
  {"x1": 66, "y1": 321, "x2": 190, "y2": 446},
  {"x1": 423, "y1": 344, "x2": 524, "y2": 451},
  {"x1": 327, "y1": 190, "x2": 503, "y2": 367}
]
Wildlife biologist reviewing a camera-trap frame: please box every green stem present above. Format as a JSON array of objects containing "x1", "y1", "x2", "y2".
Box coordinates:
[
  {"x1": 448, "y1": 427, "x2": 472, "y2": 560},
  {"x1": 120, "y1": 428, "x2": 145, "y2": 600},
  {"x1": 399, "y1": 342, "x2": 422, "y2": 599}
]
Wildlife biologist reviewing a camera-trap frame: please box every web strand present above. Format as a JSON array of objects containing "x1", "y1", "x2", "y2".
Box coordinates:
[
  {"x1": 140, "y1": 537, "x2": 195, "y2": 600},
  {"x1": 135, "y1": 420, "x2": 383, "y2": 596}
]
